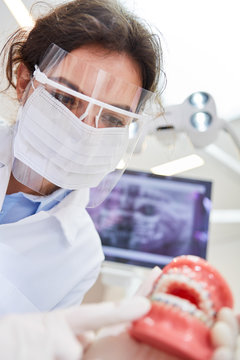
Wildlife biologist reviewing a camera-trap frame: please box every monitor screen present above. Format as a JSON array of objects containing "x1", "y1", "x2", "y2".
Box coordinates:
[{"x1": 87, "y1": 170, "x2": 212, "y2": 269}]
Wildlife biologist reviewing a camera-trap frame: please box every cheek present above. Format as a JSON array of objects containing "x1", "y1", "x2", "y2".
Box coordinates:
[{"x1": 18, "y1": 82, "x2": 35, "y2": 104}]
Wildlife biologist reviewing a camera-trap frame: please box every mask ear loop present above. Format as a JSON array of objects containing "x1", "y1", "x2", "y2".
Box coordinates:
[{"x1": 31, "y1": 79, "x2": 36, "y2": 90}]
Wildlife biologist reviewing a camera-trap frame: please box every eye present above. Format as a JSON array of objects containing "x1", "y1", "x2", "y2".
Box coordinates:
[
  {"x1": 51, "y1": 91, "x2": 76, "y2": 108},
  {"x1": 100, "y1": 113, "x2": 128, "y2": 128}
]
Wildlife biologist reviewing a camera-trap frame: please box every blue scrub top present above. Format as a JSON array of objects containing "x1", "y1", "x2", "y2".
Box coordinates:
[{"x1": 0, "y1": 188, "x2": 71, "y2": 225}]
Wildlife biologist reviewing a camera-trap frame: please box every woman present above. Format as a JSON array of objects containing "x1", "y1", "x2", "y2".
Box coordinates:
[
  {"x1": 0, "y1": 0, "x2": 163, "y2": 314},
  {"x1": 0, "y1": 1, "x2": 239, "y2": 358}
]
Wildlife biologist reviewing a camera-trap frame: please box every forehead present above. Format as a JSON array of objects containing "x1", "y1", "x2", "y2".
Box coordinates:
[{"x1": 48, "y1": 46, "x2": 142, "y2": 105}]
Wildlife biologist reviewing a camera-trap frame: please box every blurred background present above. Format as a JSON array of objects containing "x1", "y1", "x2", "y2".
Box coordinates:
[{"x1": 0, "y1": 0, "x2": 239, "y2": 311}]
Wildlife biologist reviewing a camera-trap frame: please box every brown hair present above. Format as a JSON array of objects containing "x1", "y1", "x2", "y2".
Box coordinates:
[{"x1": 1, "y1": 0, "x2": 164, "y2": 93}]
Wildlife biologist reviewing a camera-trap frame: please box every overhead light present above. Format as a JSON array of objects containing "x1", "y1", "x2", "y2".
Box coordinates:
[
  {"x1": 3, "y1": 0, "x2": 35, "y2": 28},
  {"x1": 151, "y1": 154, "x2": 204, "y2": 176}
]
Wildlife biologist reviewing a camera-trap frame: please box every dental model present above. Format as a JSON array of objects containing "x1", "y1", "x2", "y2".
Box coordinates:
[{"x1": 129, "y1": 255, "x2": 234, "y2": 360}]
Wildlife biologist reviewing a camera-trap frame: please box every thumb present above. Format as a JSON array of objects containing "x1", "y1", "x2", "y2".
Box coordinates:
[{"x1": 62, "y1": 296, "x2": 151, "y2": 335}]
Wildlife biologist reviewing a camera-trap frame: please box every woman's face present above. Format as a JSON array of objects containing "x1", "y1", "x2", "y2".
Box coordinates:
[
  {"x1": 46, "y1": 45, "x2": 143, "y2": 128},
  {"x1": 17, "y1": 45, "x2": 143, "y2": 128},
  {"x1": 14, "y1": 45, "x2": 143, "y2": 195},
  {"x1": 69, "y1": 44, "x2": 143, "y2": 91}
]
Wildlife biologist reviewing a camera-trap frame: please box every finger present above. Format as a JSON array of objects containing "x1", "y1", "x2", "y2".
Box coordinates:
[
  {"x1": 76, "y1": 331, "x2": 95, "y2": 351},
  {"x1": 63, "y1": 296, "x2": 151, "y2": 334},
  {"x1": 41, "y1": 313, "x2": 83, "y2": 360},
  {"x1": 135, "y1": 266, "x2": 162, "y2": 297},
  {"x1": 55, "y1": 337, "x2": 83, "y2": 360}
]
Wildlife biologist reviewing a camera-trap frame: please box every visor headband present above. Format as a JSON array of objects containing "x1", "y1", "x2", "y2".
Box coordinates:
[{"x1": 33, "y1": 66, "x2": 143, "y2": 120}]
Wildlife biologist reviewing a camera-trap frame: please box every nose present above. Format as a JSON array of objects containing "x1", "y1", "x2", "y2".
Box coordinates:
[{"x1": 81, "y1": 114, "x2": 96, "y2": 128}]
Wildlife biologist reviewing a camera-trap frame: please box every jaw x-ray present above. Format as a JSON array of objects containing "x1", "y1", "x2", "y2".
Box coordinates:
[{"x1": 87, "y1": 170, "x2": 212, "y2": 268}]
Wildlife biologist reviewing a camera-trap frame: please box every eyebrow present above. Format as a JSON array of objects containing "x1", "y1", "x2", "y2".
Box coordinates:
[
  {"x1": 49, "y1": 76, "x2": 80, "y2": 92},
  {"x1": 111, "y1": 104, "x2": 132, "y2": 112},
  {"x1": 49, "y1": 77, "x2": 134, "y2": 112}
]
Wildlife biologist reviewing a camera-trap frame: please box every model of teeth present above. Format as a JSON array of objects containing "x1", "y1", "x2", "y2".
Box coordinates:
[{"x1": 129, "y1": 255, "x2": 234, "y2": 360}]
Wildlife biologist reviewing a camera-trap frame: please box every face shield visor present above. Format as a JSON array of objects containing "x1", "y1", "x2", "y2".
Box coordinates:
[{"x1": 12, "y1": 44, "x2": 165, "y2": 207}]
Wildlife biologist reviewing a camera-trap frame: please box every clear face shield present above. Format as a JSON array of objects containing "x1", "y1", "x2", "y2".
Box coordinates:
[{"x1": 12, "y1": 44, "x2": 164, "y2": 207}]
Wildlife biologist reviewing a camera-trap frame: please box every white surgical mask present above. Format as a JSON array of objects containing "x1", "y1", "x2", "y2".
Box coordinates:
[{"x1": 13, "y1": 86, "x2": 129, "y2": 190}]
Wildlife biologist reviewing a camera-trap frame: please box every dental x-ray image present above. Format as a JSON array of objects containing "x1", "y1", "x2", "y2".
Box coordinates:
[{"x1": 87, "y1": 170, "x2": 212, "y2": 268}]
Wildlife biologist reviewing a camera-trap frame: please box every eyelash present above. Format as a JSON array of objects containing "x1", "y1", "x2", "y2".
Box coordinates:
[
  {"x1": 48, "y1": 89, "x2": 130, "y2": 128},
  {"x1": 52, "y1": 92, "x2": 76, "y2": 106},
  {"x1": 50, "y1": 91, "x2": 87, "y2": 115},
  {"x1": 100, "y1": 113, "x2": 126, "y2": 127}
]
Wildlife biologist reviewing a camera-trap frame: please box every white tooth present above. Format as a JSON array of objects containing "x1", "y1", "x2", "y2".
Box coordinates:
[
  {"x1": 181, "y1": 274, "x2": 188, "y2": 281},
  {"x1": 205, "y1": 300, "x2": 213, "y2": 310},
  {"x1": 201, "y1": 290, "x2": 210, "y2": 300},
  {"x1": 209, "y1": 309, "x2": 216, "y2": 318},
  {"x1": 206, "y1": 319, "x2": 214, "y2": 327},
  {"x1": 190, "y1": 308, "x2": 196, "y2": 316},
  {"x1": 236, "y1": 335, "x2": 240, "y2": 349},
  {"x1": 211, "y1": 321, "x2": 236, "y2": 349},
  {"x1": 217, "y1": 308, "x2": 239, "y2": 339},
  {"x1": 193, "y1": 282, "x2": 202, "y2": 291},
  {"x1": 199, "y1": 301, "x2": 205, "y2": 310},
  {"x1": 211, "y1": 347, "x2": 233, "y2": 360},
  {"x1": 200, "y1": 298, "x2": 213, "y2": 315},
  {"x1": 234, "y1": 337, "x2": 240, "y2": 360},
  {"x1": 200, "y1": 281, "x2": 207, "y2": 288},
  {"x1": 234, "y1": 350, "x2": 240, "y2": 360},
  {"x1": 195, "y1": 309, "x2": 202, "y2": 319}
]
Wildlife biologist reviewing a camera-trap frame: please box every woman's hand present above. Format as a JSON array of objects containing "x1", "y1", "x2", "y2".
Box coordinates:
[
  {"x1": 0, "y1": 296, "x2": 151, "y2": 360},
  {"x1": 83, "y1": 266, "x2": 179, "y2": 360}
]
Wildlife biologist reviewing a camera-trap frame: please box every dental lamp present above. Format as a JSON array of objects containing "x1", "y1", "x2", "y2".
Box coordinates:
[
  {"x1": 135, "y1": 91, "x2": 240, "y2": 154},
  {"x1": 162, "y1": 92, "x2": 240, "y2": 150}
]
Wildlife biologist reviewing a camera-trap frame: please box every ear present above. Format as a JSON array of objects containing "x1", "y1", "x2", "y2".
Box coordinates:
[{"x1": 16, "y1": 63, "x2": 31, "y2": 101}]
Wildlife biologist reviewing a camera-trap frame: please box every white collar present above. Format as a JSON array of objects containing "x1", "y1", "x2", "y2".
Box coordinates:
[{"x1": 0, "y1": 125, "x2": 14, "y2": 167}]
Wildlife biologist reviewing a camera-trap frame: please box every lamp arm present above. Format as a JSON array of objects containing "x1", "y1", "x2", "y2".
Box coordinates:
[{"x1": 221, "y1": 120, "x2": 240, "y2": 155}]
